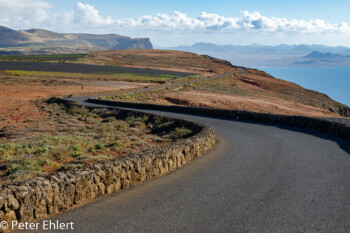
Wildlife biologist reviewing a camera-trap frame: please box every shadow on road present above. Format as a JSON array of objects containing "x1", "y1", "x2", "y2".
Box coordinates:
[
  {"x1": 204, "y1": 114, "x2": 350, "y2": 156},
  {"x1": 124, "y1": 107, "x2": 350, "y2": 156},
  {"x1": 76, "y1": 101, "x2": 350, "y2": 156},
  {"x1": 251, "y1": 120, "x2": 350, "y2": 156}
]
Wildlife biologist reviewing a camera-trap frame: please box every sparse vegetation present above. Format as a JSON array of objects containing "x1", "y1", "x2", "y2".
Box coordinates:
[
  {"x1": 82, "y1": 49, "x2": 236, "y2": 75},
  {"x1": 0, "y1": 102, "x2": 193, "y2": 183},
  {"x1": 0, "y1": 70, "x2": 179, "y2": 83},
  {"x1": 103, "y1": 88, "x2": 168, "y2": 102},
  {"x1": 100, "y1": 73, "x2": 251, "y2": 103},
  {"x1": 101, "y1": 69, "x2": 350, "y2": 117}
]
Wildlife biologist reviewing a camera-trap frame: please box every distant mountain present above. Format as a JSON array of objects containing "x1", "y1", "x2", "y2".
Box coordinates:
[
  {"x1": 303, "y1": 51, "x2": 350, "y2": 59},
  {"x1": 161, "y1": 43, "x2": 350, "y2": 67},
  {"x1": 0, "y1": 25, "x2": 153, "y2": 55},
  {"x1": 292, "y1": 51, "x2": 350, "y2": 66},
  {"x1": 0, "y1": 26, "x2": 29, "y2": 46}
]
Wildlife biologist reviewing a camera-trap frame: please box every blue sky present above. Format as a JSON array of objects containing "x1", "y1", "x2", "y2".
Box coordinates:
[
  {"x1": 1, "y1": 0, "x2": 350, "y2": 47},
  {"x1": 47, "y1": 0, "x2": 349, "y2": 22}
]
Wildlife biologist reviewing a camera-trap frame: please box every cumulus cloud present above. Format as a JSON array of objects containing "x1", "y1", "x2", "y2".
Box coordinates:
[
  {"x1": 0, "y1": 1, "x2": 349, "y2": 35},
  {"x1": 72, "y1": 2, "x2": 113, "y2": 26},
  {"x1": 114, "y1": 10, "x2": 350, "y2": 34}
]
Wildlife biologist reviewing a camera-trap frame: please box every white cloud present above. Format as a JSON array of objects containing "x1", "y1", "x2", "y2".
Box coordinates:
[
  {"x1": 0, "y1": 1, "x2": 349, "y2": 35},
  {"x1": 114, "y1": 10, "x2": 350, "y2": 34},
  {"x1": 0, "y1": 0, "x2": 51, "y2": 13},
  {"x1": 115, "y1": 12, "x2": 204, "y2": 31},
  {"x1": 0, "y1": 0, "x2": 51, "y2": 28},
  {"x1": 72, "y1": 2, "x2": 113, "y2": 26}
]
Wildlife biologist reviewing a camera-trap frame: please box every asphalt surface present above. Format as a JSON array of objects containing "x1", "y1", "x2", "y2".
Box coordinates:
[
  {"x1": 28, "y1": 99, "x2": 350, "y2": 233},
  {"x1": 28, "y1": 69, "x2": 350, "y2": 233}
]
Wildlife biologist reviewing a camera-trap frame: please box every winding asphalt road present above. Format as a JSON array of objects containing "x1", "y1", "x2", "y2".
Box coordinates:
[{"x1": 33, "y1": 70, "x2": 350, "y2": 233}]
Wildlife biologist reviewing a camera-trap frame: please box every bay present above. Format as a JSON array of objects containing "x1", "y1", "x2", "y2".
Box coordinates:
[{"x1": 260, "y1": 67, "x2": 350, "y2": 107}]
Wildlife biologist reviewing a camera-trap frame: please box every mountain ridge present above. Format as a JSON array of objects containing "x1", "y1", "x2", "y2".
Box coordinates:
[
  {"x1": 303, "y1": 50, "x2": 350, "y2": 59},
  {"x1": 0, "y1": 25, "x2": 153, "y2": 54}
]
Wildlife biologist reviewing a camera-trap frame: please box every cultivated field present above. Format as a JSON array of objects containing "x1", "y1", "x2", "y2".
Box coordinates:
[{"x1": 0, "y1": 61, "x2": 192, "y2": 78}]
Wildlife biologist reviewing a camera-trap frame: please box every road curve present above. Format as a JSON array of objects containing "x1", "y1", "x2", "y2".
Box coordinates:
[{"x1": 31, "y1": 99, "x2": 350, "y2": 233}]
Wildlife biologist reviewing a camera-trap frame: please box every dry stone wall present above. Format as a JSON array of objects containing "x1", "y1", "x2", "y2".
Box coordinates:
[
  {"x1": 88, "y1": 98, "x2": 350, "y2": 141},
  {"x1": 0, "y1": 102, "x2": 215, "y2": 231}
]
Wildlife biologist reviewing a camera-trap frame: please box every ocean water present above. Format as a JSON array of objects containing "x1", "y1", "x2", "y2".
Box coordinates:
[{"x1": 259, "y1": 67, "x2": 350, "y2": 107}]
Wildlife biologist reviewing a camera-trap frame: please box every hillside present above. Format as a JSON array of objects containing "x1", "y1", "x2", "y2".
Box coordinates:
[
  {"x1": 88, "y1": 49, "x2": 350, "y2": 117},
  {"x1": 0, "y1": 48, "x2": 348, "y2": 117},
  {"x1": 0, "y1": 26, "x2": 29, "y2": 46},
  {"x1": 82, "y1": 49, "x2": 237, "y2": 75},
  {"x1": 0, "y1": 25, "x2": 153, "y2": 55}
]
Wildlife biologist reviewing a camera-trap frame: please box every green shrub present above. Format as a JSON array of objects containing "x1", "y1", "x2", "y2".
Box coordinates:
[
  {"x1": 6, "y1": 163, "x2": 21, "y2": 175},
  {"x1": 164, "y1": 127, "x2": 192, "y2": 141},
  {"x1": 102, "y1": 117, "x2": 116, "y2": 123},
  {"x1": 94, "y1": 143, "x2": 104, "y2": 150},
  {"x1": 113, "y1": 140, "x2": 125, "y2": 148},
  {"x1": 67, "y1": 106, "x2": 89, "y2": 116},
  {"x1": 130, "y1": 140, "x2": 146, "y2": 147},
  {"x1": 87, "y1": 146, "x2": 95, "y2": 152},
  {"x1": 114, "y1": 122, "x2": 129, "y2": 132},
  {"x1": 70, "y1": 145, "x2": 83, "y2": 157},
  {"x1": 130, "y1": 120, "x2": 145, "y2": 128},
  {"x1": 151, "y1": 121, "x2": 176, "y2": 134},
  {"x1": 124, "y1": 115, "x2": 135, "y2": 124},
  {"x1": 33, "y1": 145, "x2": 52, "y2": 156},
  {"x1": 52, "y1": 147, "x2": 69, "y2": 160}
]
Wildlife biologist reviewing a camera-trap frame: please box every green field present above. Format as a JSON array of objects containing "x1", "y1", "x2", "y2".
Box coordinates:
[{"x1": 0, "y1": 70, "x2": 178, "y2": 83}]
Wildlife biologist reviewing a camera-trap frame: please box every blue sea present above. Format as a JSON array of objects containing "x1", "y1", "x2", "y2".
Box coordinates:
[{"x1": 259, "y1": 67, "x2": 350, "y2": 107}]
